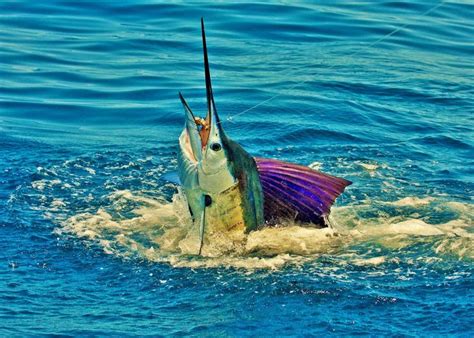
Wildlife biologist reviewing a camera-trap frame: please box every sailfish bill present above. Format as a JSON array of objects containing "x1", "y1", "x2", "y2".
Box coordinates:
[{"x1": 176, "y1": 19, "x2": 351, "y2": 255}]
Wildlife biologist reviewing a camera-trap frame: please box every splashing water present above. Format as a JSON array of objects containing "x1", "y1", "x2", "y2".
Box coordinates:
[
  {"x1": 52, "y1": 184, "x2": 473, "y2": 270},
  {"x1": 2, "y1": 1, "x2": 473, "y2": 335}
]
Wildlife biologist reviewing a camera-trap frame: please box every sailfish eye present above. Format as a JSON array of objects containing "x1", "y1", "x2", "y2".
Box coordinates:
[{"x1": 210, "y1": 143, "x2": 222, "y2": 151}]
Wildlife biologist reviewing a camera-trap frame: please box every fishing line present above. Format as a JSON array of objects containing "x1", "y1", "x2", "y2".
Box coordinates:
[{"x1": 222, "y1": 1, "x2": 445, "y2": 124}]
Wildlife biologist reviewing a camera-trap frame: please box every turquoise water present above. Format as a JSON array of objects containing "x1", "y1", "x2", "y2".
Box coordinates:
[{"x1": 1, "y1": 1, "x2": 473, "y2": 336}]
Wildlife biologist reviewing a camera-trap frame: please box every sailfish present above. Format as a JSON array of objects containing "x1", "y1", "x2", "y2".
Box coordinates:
[{"x1": 177, "y1": 19, "x2": 351, "y2": 255}]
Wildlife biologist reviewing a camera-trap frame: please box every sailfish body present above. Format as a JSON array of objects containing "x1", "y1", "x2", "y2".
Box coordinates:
[{"x1": 177, "y1": 19, "x2": 351, "y2": 254}]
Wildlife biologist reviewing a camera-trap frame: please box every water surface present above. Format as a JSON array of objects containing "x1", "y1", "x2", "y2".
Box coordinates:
[{"x1": 1, "y1": 1, "x2": 473, "y2": 336}]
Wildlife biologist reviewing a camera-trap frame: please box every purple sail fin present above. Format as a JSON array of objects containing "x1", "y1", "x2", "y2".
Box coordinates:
[{"x1": 255, "y1": 158, "x2": 352, "y2": 227}]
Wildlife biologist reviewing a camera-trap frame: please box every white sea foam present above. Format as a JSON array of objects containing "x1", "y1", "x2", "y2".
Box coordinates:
[
  {"x1": 32, "y1": 179, "x2": 62, "y2": 191},
  {"x1": 55, "y1": 190, "x2": 474, "y2": 269}
]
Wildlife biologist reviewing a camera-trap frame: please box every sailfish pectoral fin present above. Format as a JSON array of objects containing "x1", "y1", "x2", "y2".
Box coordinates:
[
  {"x1": 198, "y1": 206, "x2": 205, "y2": 256},
  {"x1": 197, "y1": 194, "x2": 213, "y2": 255}
]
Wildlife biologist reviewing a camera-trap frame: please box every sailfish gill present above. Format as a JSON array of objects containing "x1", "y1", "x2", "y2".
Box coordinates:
[{"x1": 177, "y1": 19, "x2": 351, "y2": 255}]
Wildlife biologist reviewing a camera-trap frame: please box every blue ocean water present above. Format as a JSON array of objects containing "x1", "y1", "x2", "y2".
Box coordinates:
[{"x1": 1, "y1": 0, "x2": 473, "y2": 335}]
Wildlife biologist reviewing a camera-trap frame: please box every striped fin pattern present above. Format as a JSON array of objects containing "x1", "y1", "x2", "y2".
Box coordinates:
[{"x1": 255, "y1": 158, "x2": 351, "y2": 227}]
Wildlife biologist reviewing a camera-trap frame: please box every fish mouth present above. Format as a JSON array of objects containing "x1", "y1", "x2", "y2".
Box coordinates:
[
  {"x1": 179, "y1": 18, "x2": 222, "y2": 160},
  {"x1": 179, "y1": 92, "x2": 211, "y2": 150}
]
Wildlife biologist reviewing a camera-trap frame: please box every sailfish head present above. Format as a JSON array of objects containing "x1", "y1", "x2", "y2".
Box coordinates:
[
  {"x1": 179, "y1": 18, "x2": 231, "y2": 177},
  {"x1": 177, "y1": 19, "x2": 351, "y2": 256}
]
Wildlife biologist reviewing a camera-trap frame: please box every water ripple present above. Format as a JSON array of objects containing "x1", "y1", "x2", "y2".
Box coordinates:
[{"x1": 1, "y1": 1, "x2": 473, "y2": 336}]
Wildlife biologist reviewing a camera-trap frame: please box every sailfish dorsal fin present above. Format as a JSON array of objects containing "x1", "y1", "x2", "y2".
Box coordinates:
[{"x1": 255, "y1": 158, "x2": 352, "y2": 227}]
